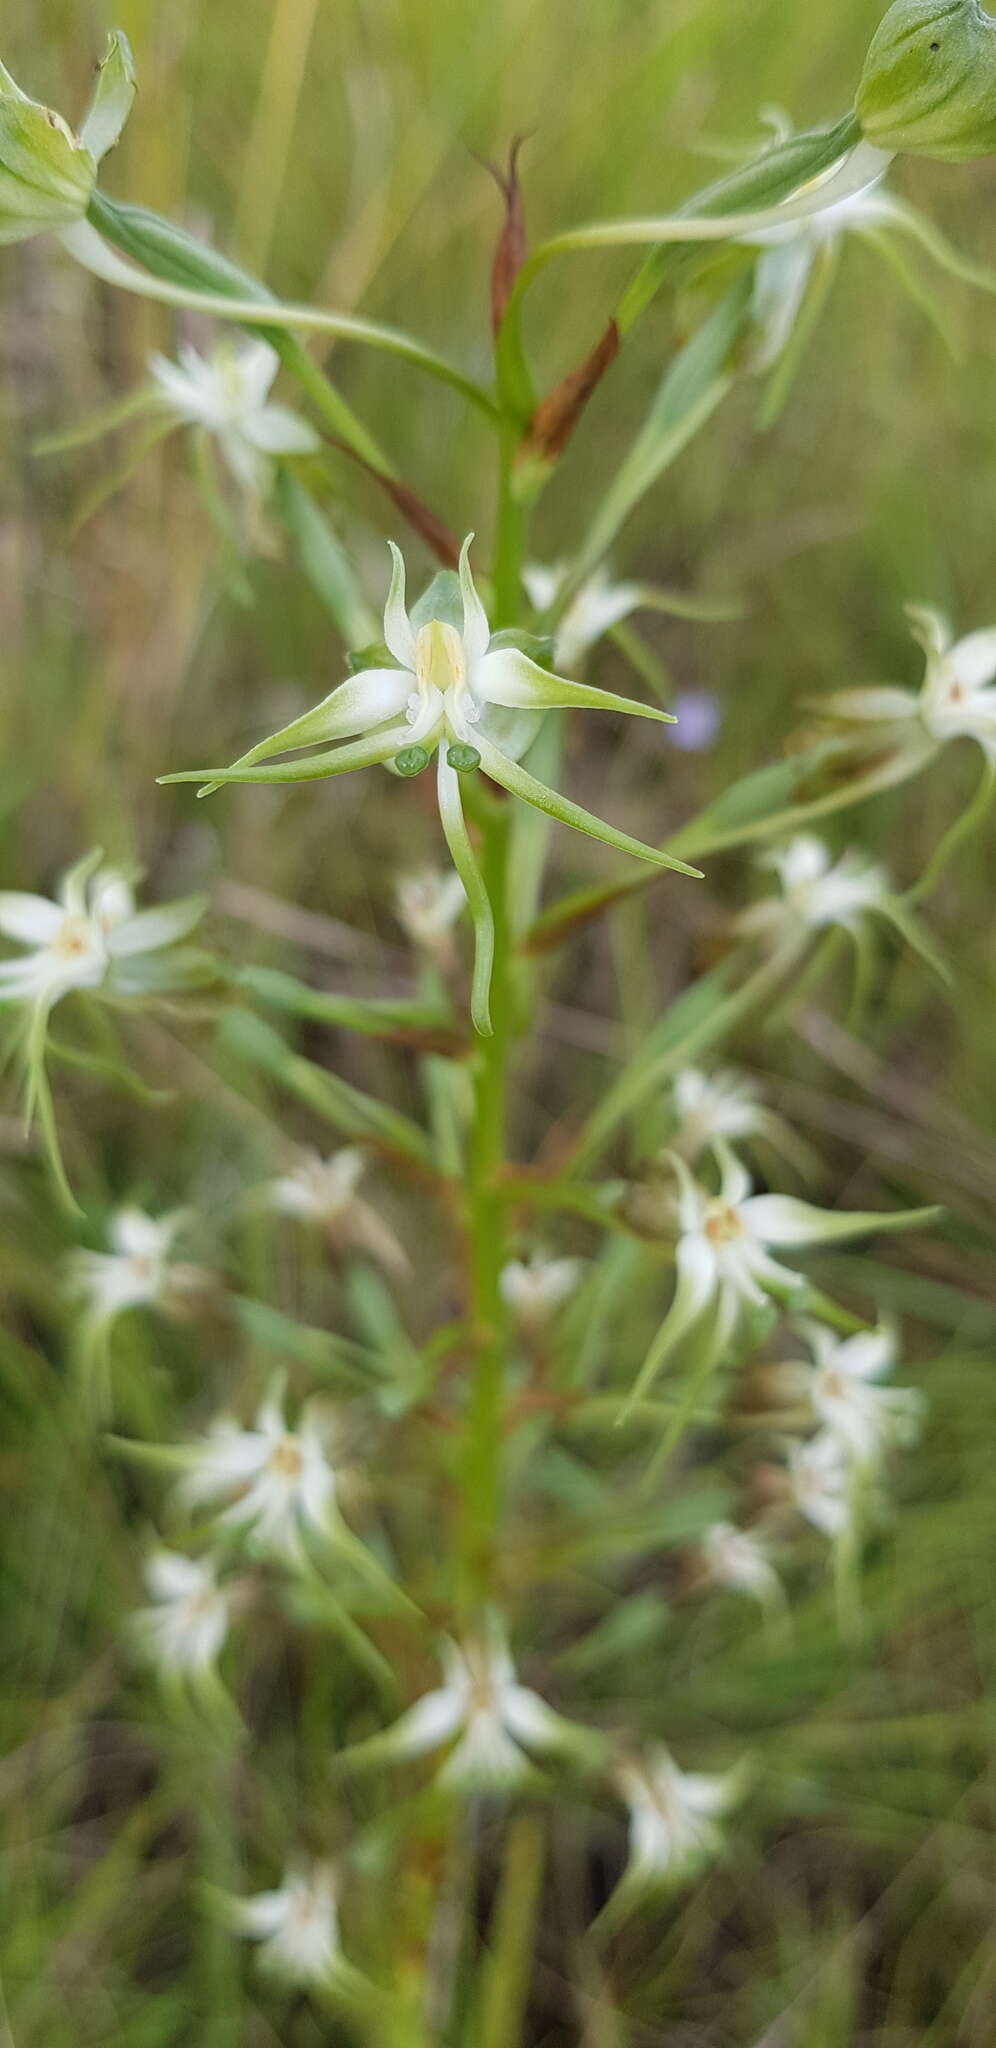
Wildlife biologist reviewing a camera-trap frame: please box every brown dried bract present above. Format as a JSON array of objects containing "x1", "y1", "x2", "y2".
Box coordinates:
[
  {"x1": 523, "y1": 318, "x2": 620, "y2": 464},
  {"x1": 482, "y1": 135, "x2": 529, "y2": 341}
]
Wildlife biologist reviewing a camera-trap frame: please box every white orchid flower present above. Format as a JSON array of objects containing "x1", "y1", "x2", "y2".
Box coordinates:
[
  {"x1": 67, "y1": 1206, "x2": 209, "y2": 1333},
  {"x1": 615, "y1": 1746, "x2": 746, "y2": 1890},
  {"x1": 739, "y1": 110, "x2": 996, "y2": 384},
  {"x1": 395, "y1": 867, "x2": 467, "y2": 961},
  {"x1": 735, "y1": 834, "x2": 943, "y2": 978},
  {"x1": 149, "y1": 337, "x2": 319, "y2": 496},
  {"x1": 131, "y1": 1548, "x2": 232, "y2": 1675},
  {"x1": 261, "y1": 1147, "x2": 409, "y2": 1279},
  {"x1": 815, "y1": 607, "x2": 996, "y2": 765},
  {"x1": 0, "y1": 852, "x2": 206, "y2": 1015},
  {"x1": 670, "y1": 1065, "x2": 816, "y2": 1178},
  {"x1": 625, "y1": 1142, "x2": 935, "y2": 1412},
  {"x1": 179, "y1": 1395, "x2": 339, "y2": 1561},
  {"x1": 224, "y1": 1862, "x2": 340, "y2": 1987},
  {"x1": 499, "y1": 1249, "x2": 583, "y2": 1330},
  {"x1": 791, "y1": 1318, "x2": 924, "y2": 1466},
  {"x1": 700, "y1": 1521, "x2": 782, "y2": 1608},
  {"x1": 785, "y1": 1430, "x2": 852, "y2": 1537},
  {"x1": 345, "y1": 1615, "x2": 590, "y2": 1787},
  {"x1": 523, "y1": 562, "x2": 729, "y2": 674},
  {"x1": 162, "y1": 537, "x2": 698, "y2": 1033},
  {"x1": 0, "y1": 852, "x2": 208, "y2": 1195}
]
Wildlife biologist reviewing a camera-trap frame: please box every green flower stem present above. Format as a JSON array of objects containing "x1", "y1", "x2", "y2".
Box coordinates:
[
  {"x1": 492, "y1": 423, "x2": 528, "y2": 626},
  {"x1": 460, "y1": 793, "x2": 512, "y2": 1606}
]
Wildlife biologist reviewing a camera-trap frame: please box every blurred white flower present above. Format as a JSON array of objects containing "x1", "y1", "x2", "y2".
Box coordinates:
[
  {"x1": 909, "y1": 607, "x2": 996, "y2": 757},
  {"x1": 361, "y1": 1615, "x2": 582, "y2": 1786},
  {"x1": 794, "y1": 1318, "x2": 923, "y2": 1465},
  {"x1": 262, "y1": 1146, "x2": 409, "y2": 1278},
  {"x1": 615, "y1": 1746, "x2": 745, "y2": 1888},
  {"x1": 670, "y1": 1066, "x2": 814, "y2": 1177},
  {"x1": 700, "y1": 1520, "x2": 781, "y2": 1607},
  {"x1": 523, "y1": 563, "x2": 657, "y2": 672},
  {"x1": 395, "y1": 867, "x2": 466, "y2": 960},
  {"x1": 0, "y1": 852, "x2": 207, "y2": 1016},
  {"x1": 735, "y1": 834, "x2": 943, "y2": 978},
  {"x1": 738, "y1": 836, "x2": 892, "y2": 944},
  {"x1": 150, "y1": 338, "x2": 319, "y2": 496},
  {"x1": 499, "y1": 1248, "x2": 583, "y2": 1330},
  {"x1": 131, "y1": 1548, "x2": 231, "y2": 1674},
  {"x1": 67, "y1": 1206, "x2": 209, "y2": 1332},
  {"x1": 815, "y1": 607, "x2": 996, "y2": 764},
  {"x1": 745, "y1": 164, "x2": 894, "y2": 371},
  {"x1": 226, "y1": 1861, "x2": 340, "y2": 1987},
  {"x1": 180, "y1": 1395, "x2": 338, "y2": 1560},
  {"x1": 786, "y1": 1431, "x2": 852, "y2": 1537},
  {"x1": 627, "y1": 1142, "x2": 930, "y2": 1408}
]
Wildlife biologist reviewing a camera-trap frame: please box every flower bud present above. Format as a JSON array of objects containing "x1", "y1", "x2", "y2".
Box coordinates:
[
  {"x1": 857, "y1": 0, "x2": 996, "y2": 161},
  {"x1": 0, "y1": 56, "x2": 96, "y2": 243}
]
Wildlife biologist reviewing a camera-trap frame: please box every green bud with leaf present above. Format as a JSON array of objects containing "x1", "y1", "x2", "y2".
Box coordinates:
[
  {"x1": 857, "y1": 0, "x2": 996, "y2": 161},
  {"x1": 0, "y1": 31, "x2": 134, "y2": 246}
]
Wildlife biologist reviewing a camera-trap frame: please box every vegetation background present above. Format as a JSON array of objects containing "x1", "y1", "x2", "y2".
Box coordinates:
[{"x1": 1, "y1": 1, "x2": 995, "y2": 2043}]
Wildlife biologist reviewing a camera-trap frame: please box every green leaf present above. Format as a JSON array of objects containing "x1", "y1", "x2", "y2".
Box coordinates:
[
  {"x1": 475, "y1": 735, "x2": 702, "y2": 877},
  {"x1": 79, "y1": 30, "x2": 137, "y2": 165},
  {"x1": 237, "y1": 963, "x2": 459, "y2": 1048},
  {"x1": 574, "y1": 276, "x2": 752, "y2": 580},
  {"x1": 273, "y1": 471, "x2": 378, "y2": 647},
  {"x1": 218, "y1": 1008, "x2": 432, "y2": 1163}
]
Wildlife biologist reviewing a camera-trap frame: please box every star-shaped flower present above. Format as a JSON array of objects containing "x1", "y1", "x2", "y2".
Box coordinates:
[{"x1": 161, "y1": 537, "x2": 698, "y2": 1032}]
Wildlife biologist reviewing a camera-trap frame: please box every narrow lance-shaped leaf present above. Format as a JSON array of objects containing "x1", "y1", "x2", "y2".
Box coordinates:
[
  {"x1": 436, "y1": 753, "x2": 494, "y2": 1037},
  {"x1": 474, "y1": 735, "x2": 702, "y2": 878}
]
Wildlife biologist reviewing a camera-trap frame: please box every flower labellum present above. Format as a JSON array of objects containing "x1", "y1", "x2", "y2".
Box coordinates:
[{"x1": 857, "y1": 0, "x2": 996, "y2": 163}]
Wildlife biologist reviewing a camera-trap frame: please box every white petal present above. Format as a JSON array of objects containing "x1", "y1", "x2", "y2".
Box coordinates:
[
  {"x1": 0, "y1": 893, "x2": 63, "y2": 945},
  {"x1": 501, "y1": 1684, "x2": 563, "y2": 1750},
  {"x1": 383, "y1": 542, "x2": 416, "y2": 667},
  {"x1": 106, "y1": 899, "x2": 205, "y2": 958},
  {"x1": 236, "y1": 339, "x2": 281, "y2": 408},
  {"x1": 744, "y1": 1193, "x2": 881, "y2": 1248},
  {"x1": 458, "y1": 534, "x2": 491, "y2": 668},
  {"x1": 240, "y1": 404, "x2": 320, "y2": 455},
  {"x1": 382, "y1": 1685, "x2": 466, "y2": 1757},
  {"x1": 950, "y1": 629, "x2": 996, "y2": 693}
]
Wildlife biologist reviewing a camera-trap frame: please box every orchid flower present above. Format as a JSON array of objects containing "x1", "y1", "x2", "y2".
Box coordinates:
[
  {"x1": 178, "y1": 1394, "x2": 340, "y2": 1562},
  {"x1": 395, "y1": 867, "x2": 467, "y2": 962},
  {"x1": 740, "y1": 113, "x2": 995, "y2": 390},
  {"x1": 790, "y1": 1318, "x2": 924, "y2": 1465},
  {"x1": 223, "y1": 1862, "x2": 341, "y2": 1988},
  {"x1": 523, "y1": 562, "x2": 732, "y2": 673},
  {"x1": 341, "y1": 1614, "x2": 596, "y2": 1787},
  {"x1": 700, "y1": 1520, "x2": 782, "y2": 1608},
  {"x1": 499, "y1": 1248, "x2": 584, "y2": 1330},
  {"x1": 161, "y1": 537, "x2": 699, "y2": 1033},
  {"x1": 820, "y1": 605, "x2": 996, "y2": 763},
  {"x1": 625, "y1": 1142, "x2": 935, "y2": 1413},
  {"x1": 0, "y1": 851, "x2": 208, "y2": 1198},
  {"x1": 735, "y1": 833, "x2": 945, "y2": 979},
  {"x1": 148, "y1": 337, "x2": 319, "y2": 497},
  {"x1": 260, "y1": 1146, "x2": 410, "y2": 1279},
  {"x1": 131, "y1": 1548, "x2": 233, "y2": 1676},
  {"x1": 669, "y1": 1065, "x2": 816, "y2": 1178},
  {"x1": 785, "y1": 1430, "x2": 853, "y2": 1538},
  {"x1": 614, "y1": 1746, "x2": 746, "y2": 1891},
  {"x1": 67, "y1": 1205, "x2": 209, "y2": 1332}
]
